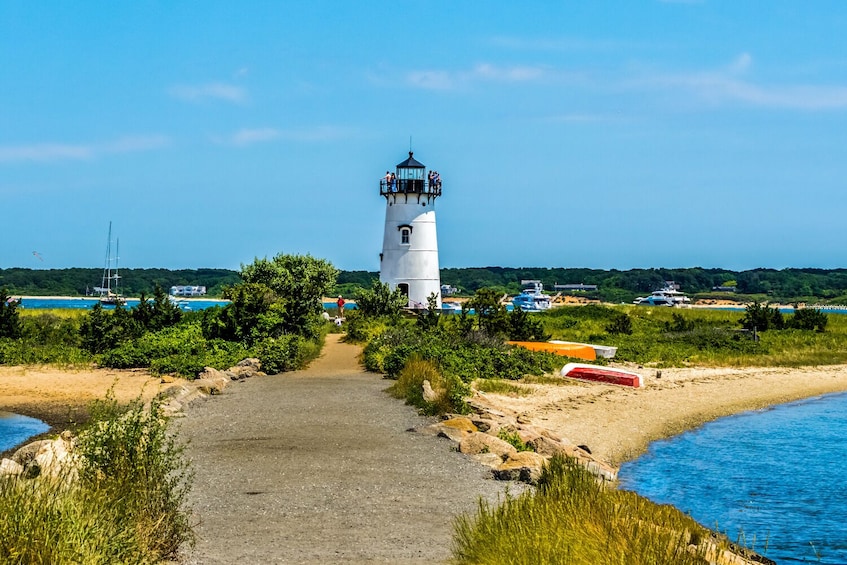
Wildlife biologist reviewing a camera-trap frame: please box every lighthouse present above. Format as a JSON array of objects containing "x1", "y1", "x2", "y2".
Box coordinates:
[{"x1": 379, "y1": 151, "x2": 442, "y2": 309}]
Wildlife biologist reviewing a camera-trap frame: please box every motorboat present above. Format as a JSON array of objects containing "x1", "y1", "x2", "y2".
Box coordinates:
[
  {"x1": 633, "y1": 288, "x2": 690, "y2": 307},
  {"x1": 512, "y1": 280, "x2": 552, "y2": 312}
]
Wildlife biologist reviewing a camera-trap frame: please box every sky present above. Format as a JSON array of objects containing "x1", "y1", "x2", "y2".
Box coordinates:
[{"x1": 2, "y1": 2, "x2": 847, "y2": 273}]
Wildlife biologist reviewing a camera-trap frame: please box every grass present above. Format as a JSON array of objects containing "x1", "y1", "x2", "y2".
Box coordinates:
[
  {"x1": 542, "y1": 305, "x2": 847, "y2": 367},
  {"x1": 475, "y1": 378, "x2": 533, "y2": 396},
  {"x1": 453, "y1": 455, "x2": 736, "y2": 565},
  {"x1": 0, "y1": 396, "x2": 193, "y2": 564},
  {"x1": 386, "y1": 356, "x2": 470, "y2": 415}
]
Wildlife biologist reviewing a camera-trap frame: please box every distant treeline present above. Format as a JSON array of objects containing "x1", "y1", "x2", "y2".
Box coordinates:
[
  {"x1": 437, "y1": 267, "x2": 847, "y2": 303},
  {"x1": 4, "y1": 266, "x2": 847, "y2": 303},
  {"x1": 0, "y1": 268, "x2": 241, "y2": 297}
]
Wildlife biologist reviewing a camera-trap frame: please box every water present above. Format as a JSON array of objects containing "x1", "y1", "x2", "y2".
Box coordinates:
[
  {"x1": 619, "y1": 393, "x2": 847, "y2": 563},
  {"x1": 19, "y1": 297, "x2": 229, "y2": 311},
  {"x1": 0, "y1": 411, "x2": 49, "y2": 453}
]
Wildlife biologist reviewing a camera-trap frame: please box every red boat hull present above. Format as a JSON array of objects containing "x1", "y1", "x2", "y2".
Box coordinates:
[{"x1": 560, "y1": 363, "x2": 643, "y2": 388}]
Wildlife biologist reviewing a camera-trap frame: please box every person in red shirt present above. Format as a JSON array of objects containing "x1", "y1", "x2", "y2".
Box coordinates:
[{"x1": 336, "y1": 295, "x2": 345, "y2": 319}]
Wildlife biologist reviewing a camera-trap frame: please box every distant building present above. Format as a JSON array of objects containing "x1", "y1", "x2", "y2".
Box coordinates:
[
  {"x1": 170, "y1": 285, "x2": 207, "y2": 297},
  {"x1": 664, "y1": 281, "x2": 681, "y2": 291},
  {"x1": 441, "y1": 284, "x2": 458, "y2": 296},
  {"x1": 554, "y1": 283, "x2": 598, "y2": 292},
  {"x1": 712, "y1": 285, "x2": 737, "y2": 293}
]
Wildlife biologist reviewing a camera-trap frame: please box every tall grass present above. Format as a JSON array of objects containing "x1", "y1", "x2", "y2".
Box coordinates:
[
  {"x1": 453, "y1": 455, "x2": 730, "y2": 565},
  {"x1": 386, "y1": 356, "x2": 470, "y2": 415},
  {"x1": 0, "y1": 397, "x2": 193, "y2": 564},
  {"x1": 543, "y1": 305, "x2": 847, "y2": 367}
]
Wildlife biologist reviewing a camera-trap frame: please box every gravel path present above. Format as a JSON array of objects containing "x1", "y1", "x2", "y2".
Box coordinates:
[{"x1": 178, "y1": 334, "x2": 519, "y2": 564}]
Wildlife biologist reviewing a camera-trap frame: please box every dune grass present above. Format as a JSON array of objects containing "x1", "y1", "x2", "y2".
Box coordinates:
[
  {"x1": 453, "y1": 455, "x2": 735, "y2": 565},
  {"x1": 542, "y1": 305, "x2": 847, "y2": 367},
  {"x1": 0, "y1": 397, "x2": 193, "y2": 564}
]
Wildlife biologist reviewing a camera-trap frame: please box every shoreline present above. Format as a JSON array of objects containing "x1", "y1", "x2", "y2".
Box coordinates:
[
  {"x1": 471, "y1": 363, "x2": 847, "y2": 467},
  {"x1": 0, "y1": 365, "x2": 176, "y2": 455},
  {"x1": 4, "y1": 361, "x2": 847, "y2": 471}
]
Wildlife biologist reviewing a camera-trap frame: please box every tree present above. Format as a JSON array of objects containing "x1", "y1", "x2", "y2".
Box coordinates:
[
  {"x1": 467, "y1": 288, "x2": 509, "y2": 337},
  {"x1": 0, "y1": 288, "x2": 21, "y2": 339},
  {"x1": 788, "y1": 307, "x2": 828, "y2": 332},
  {"x1": 416, "y1": 293, "x2": 441, "y2": 331},
  {"x1": 507, "y1": 306, "x2": 549, "y2": 341},
  {"x1": 238, "y1": 253, "x2": 338, "y2": 339},
  {"x1": 354, "y1": 280, "x2": 407, "y2": 318}
]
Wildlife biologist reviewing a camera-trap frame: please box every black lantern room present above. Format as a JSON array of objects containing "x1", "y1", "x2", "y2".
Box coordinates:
[{"x1": 380, "y1": 151, "x2": 442, "y2": 198}]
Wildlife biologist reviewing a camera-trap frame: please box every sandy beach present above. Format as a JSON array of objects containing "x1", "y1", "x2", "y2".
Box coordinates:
[
  {"x1": 0, "y1": 366, "x2": 173, "y2": 432},
  {"x1": 3, "y1": 359, "x2": 847, "y2": 471},
  {"x1": 473, "y1": 363, "x2": 847, "y2": 466}
]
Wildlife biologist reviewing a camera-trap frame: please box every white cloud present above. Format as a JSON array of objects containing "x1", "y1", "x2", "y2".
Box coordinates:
[
  {"x1": 405, "y1": 63, "x2": 548, "y2": 90},
  {"x1": 631, "y1": 54, "x2": 847, "y2": 110},
  {"x1": 214, "y1": 126, "x2": 349, "y2": 146},
  {"x1": 169, "y1": 82, "x2": 247, "y2": 103},
  {"x1": 0, "y1": 135, "x2": 170, "y2": 163},
  {"x1": 231, "y1": 128, "x2": 281, "y2": 146},
  {"x1": 728, "y1": 52, "x2": 752, "y2": 74}
]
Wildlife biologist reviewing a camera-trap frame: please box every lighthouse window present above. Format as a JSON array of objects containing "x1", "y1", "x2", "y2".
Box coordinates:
[{"x1": 400, "y1": 228, "x2": 411, "y2": 245}]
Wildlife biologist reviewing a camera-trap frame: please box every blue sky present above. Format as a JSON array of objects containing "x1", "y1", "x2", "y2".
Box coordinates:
[{"x1": 2, "y1": 2, "x2": 847, "y2": 272}]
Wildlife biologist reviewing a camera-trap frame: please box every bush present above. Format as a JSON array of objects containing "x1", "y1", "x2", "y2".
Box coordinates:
[
  {"x1": 253, "y1": 334, "x2": 324, "y2": 374},
  {"x1": 101, "y1": 322, "x2": 249, "y2": 378},
  {"x1": 452, "y1": 455, "x2": 730, "y2": 565},
  {"x1": 788, "y1": 308, "x2": 828, "y2": 332},
  {"x1": 605, "y1": 312, "x2": 633, "y2": 335},
  {"x1": 386, "y1": 356, "x2": 469, "y2": 415},
  {"x1": 0, "y1": 397, "x2": 193, "y2": 563}
]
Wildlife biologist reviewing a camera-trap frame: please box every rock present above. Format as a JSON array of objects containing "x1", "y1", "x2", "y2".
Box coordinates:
[
  {"x1": 470, "y1": 418, "x2": 493, "y2": 433},
  {"x1": 471, "y1": 452, "x2": 504, "y2": 469},
  {"x1": 197, "y1": 367, "x2": 229, "y2": 382},
  {"x1": 577, "y1": 444, "x2": 592, "y2": 455},
  {"x1": 11, "y1": 439, "x2": 52, "y2": 467},
  {"x1": 178, "y1": 389, "x2": 210, "y2": 408},
  {"x1": 422, "y1": 380, "x2": 439, "y2": 403},
  {"x1": 193, "y1": 377, "x2": 227, "y2": 396},
  {"x1": 516, "y1": 413, "x2": 532, "y2": 424},
  {"x1": 156, "y1": 384, "x2": 191, "y2": 401},
  {"x1": 528, "y1": 435, "x2": 571, "y2": 457},
  {"x1": 495, "y1": 451, "x2": 547, "y2": 483},
  {"x1": 33, "y1": 435, "x2": 77, "y2": 479},
  {"x1": 432, "y1": 417, "x2": 478, "y2": 443},
  {"x1": 228, "y1": 358, "x2": 262, "y2": 380},
  {"x1": 0, "y1": 458, "x2": 23, "y2": 476},
  {"x1": 459, "y1": 432, "x2": 517, "y2": 459},
  {"x1": 236, "y1": 357, "x2": 261, "y2": 370}
]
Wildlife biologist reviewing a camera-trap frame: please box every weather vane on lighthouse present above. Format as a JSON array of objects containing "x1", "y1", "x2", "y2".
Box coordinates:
[{"x1": 378, "y1": 150, "x2": 443, "y2": 309}]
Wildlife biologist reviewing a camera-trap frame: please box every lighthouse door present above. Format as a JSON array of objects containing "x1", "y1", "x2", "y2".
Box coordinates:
[{"x1": 397, "y1": 283, "x2": 410, "y2": 299}]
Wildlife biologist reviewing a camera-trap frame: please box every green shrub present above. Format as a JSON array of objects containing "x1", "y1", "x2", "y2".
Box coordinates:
[
  {"x1": 253, "y1": 334, "x2": 323, "y2": 374},
  {"x1": 0, "y1": 397, "x2": 193, "y2": 563},
  {"x1": 788, "y1": 307, "x2": 828, "y2": 332},
  {"x1": 386, "y1": 356, "x2": 469, "y2": 415},
  {"x1": 453, "y1": 455, "x2": 732, "y2": 565},
  {"x1": 101, "y1": 322, "x2": 249, "y2": 378},
  {"x1": 497, "y1": 429, "x2": 534, "y2": 452},
  {"x1": 605, "y1": 312, "x2": 633, "y2": 335}
]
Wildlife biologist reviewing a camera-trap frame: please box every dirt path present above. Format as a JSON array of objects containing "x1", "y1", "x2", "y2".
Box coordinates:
[{"x1": 178, "y1": 335, "x2": 518, "y2": 564}]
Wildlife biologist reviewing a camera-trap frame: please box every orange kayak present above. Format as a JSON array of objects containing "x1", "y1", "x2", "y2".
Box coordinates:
[{"x1": 507, "y1": 341, "x2": 596, "y2": 361}]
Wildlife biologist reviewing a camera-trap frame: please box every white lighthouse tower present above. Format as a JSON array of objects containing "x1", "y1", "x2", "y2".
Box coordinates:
[{"x1": 379, "y1": 151, "x2": 442, "y2": 309}]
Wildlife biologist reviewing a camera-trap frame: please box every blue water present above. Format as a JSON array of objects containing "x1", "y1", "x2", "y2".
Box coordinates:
[
  {"x1": 0, "y1": 411, "x2": 49, "y2": 453},
  {"x1": 619, "y1": 393, "x2": 847, "y2": 563},
  {"x1": 20, "y1": 297, "x2": 229, "y2": 311}
]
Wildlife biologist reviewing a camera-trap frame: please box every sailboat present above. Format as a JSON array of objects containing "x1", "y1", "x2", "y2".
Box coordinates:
[{"x1": 96, "y1": 222, "x2": 125, "y2": 306}]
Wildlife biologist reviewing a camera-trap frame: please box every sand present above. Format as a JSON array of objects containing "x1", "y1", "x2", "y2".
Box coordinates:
[
  {"x1": 3, "y1": 359, "x2": 847, "y2": 470},
  {"x1": 0, "y1": 365, "x2": 173, "y2": 431},
  {"x1": 472, "y1": 363, "x2": 847, "y2": 465}
]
